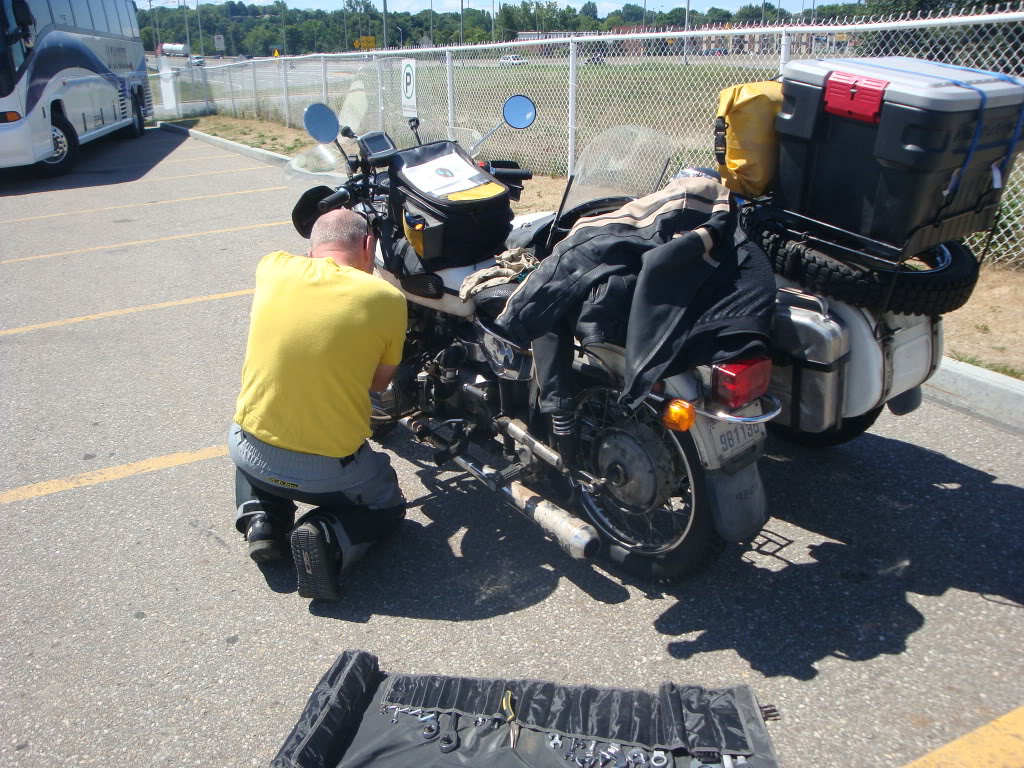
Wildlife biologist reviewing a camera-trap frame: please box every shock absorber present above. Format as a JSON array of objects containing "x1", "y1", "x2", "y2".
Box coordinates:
[{"x1": 550, "y1": 410, "x2": 577, "y2": 468}]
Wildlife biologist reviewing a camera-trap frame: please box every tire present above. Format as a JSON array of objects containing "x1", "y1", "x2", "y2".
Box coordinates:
[
  {"x1": 755, "y1": 222, "x2": 981, "y2": 316},
  {"x1": 121, "y1": 92, "x2": 145, "y2": 138},
  {"x1": 35, "y1": 112, "x2": 79, "y2": 176},
  {"x1": 573, "y1": 387, "x2": 723, "y2": 582},
  {"x1": 771, "y1": 405, "x2": 883, "y2": 448}
]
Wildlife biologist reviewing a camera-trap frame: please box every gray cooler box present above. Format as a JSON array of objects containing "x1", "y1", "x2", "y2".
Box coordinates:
[{"x1": 774, "y1": 56, "x2": 1024, "y2": 257}]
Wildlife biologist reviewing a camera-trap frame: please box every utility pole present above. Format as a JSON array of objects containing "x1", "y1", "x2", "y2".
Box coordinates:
[
  {"x1": 761, "y1": 0, "x2": 765, "y2": 24},
  {"x1": 280, "y1": 0, "x2": 287, "y2": 56},
  {"x1": 460, "y1": 0, "x2": 464, "y2": 44},
  {"x1": 196, "y1": 0, "x2": 204, "y2": 56},
  {"x1": 148, "y1": 0, "x2": 161, "y2": 51},
  {"x1": 382, "y1": 0, "x2": 388, "y2": 48},
  {"x1": 491, "y1": 0, "x2": 495, "y2": 40},
  {"x1": 343, "y1": 9, "x2": 348, "y2": 48},
  {"x1": 429, "y1": 0, "x2": 433, "y2": 44},
  {"x1": 642, "y1": 0, "x2": 647, "y2": 27},
  {"x1": 181, "y1": 0, "x2": 192, "y2": 65}
]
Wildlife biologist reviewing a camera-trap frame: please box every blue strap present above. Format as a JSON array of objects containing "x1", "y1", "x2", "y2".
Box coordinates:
[
  {"x1": 824, "y1": 58, "x2": 990, "y2": 198},
  {"x1": 926, "y1": 60, "x2": 1024, "y2": 180}
]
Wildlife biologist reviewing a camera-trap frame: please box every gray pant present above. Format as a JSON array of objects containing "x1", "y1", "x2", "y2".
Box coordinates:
[{"x1": 228, "y1": 424, "x2": 405, "y2": 536}]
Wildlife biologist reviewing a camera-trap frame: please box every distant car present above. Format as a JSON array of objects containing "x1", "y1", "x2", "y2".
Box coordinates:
[
  {"x1": 191, "y1": 56, "x2": 205, "y2": 66},
  {"x1": 700, "y1": 48, "x2": 728, "y2": 56},
  {"x1": 499, "y1": 54, "x2": 527, "y2": 66},
  {"x1": 585, "y1": 54, "x2": 605, "y2": 64}
]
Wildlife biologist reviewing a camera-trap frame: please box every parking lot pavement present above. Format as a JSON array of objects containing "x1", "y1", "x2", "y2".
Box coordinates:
[{"x1": 1, "y1": 130, "x2": 1022, "y2": 767}]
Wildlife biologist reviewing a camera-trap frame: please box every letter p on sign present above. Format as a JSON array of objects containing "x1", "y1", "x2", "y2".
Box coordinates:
[{"x1": 401, "y1": 59, "x2": 417, "y2": 118}]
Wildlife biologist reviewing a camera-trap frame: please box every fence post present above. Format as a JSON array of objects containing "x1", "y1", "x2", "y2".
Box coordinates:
[
  {"x1": 446, "y1": 50, "x2": 455, "y2": 141},
  {"x1": 281, "y1": 57, "x2": 291, "y2": 127},
  {"x1": 321, "y1": 54, "x2": 328, "y2": 103},
  {"x1": 375, "y1": 55, "x2": 385, "y2": 131},
  {"x1": 567, "y1": 39, "x2": 578, "y2": 177},
  {"x1": 780, "y1": 29, "x2": 792, "y2": 70},
  {"x1": 201, "y1": 65, "x2": 211, "y2": 112},
  {"x1": 227, "y1": 64, "x2": 237, "y2": 117},
  {"x1": 251, "y1": 61, "x2": 258, "y2": 119},
  {"x1": 175, "y1": 70, "x2": 182, "y2": 119}
]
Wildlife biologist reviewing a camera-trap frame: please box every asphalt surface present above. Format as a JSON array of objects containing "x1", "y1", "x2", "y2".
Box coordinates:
[{"x1": 1, "y1": 131, "x2": 1022, "y2": 767}]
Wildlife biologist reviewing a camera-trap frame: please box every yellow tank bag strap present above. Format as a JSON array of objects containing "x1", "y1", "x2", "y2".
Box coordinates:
[{"x1": 715, "y1": 80, "x2": 784, "y2": 198}]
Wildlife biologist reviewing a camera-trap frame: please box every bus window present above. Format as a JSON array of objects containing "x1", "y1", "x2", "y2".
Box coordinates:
[
  {"x1": 108, "y1": 0, "x2": 129, "y2": 35},
  {"x1": 1, "y1": 0, "x2": 28, "y2": 69},
  {"x1": 126, "y1": 0, "x2": 137, "y2": 37},
  {"x1": 49, "y1": 0, "x2": 75, "y2": 26},
  {"x1": 86, "y1": 0, "x2": 107, "y2": 31},
  {"x1": 70, "y1": 0, "x2": 93, "y2": 28},
  {"x1": 27, "y1": 0, "x2": 52, "y2": 30}
]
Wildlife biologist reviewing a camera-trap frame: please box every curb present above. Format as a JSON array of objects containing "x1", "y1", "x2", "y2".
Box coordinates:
[
  {"x1": 924, "y1": 357, "x2": 1024, "y2": 434},
  {"x1": 157, "y1": 121, "x2": 291, "y2": 167}
]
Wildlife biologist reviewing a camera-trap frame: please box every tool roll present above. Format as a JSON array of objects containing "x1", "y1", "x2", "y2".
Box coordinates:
[{"x1": 272, "y1": 650, "x2": 781, "y2": 768}]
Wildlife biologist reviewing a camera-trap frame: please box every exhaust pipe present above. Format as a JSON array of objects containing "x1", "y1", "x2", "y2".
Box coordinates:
[{"x1": 398, "y1": 417, "x2": 600, "y2": 560}]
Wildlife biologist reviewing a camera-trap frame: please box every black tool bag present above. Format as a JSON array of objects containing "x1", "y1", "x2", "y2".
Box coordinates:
[
  {"x1": 388, "y1": 140, "x2": 513, "y2": 272},
  {"x1": 272, "y1": 650, "x2": 781, "y2": 768}
]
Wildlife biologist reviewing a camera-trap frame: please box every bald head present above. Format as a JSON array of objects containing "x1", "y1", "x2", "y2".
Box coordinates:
[{"x1": 308, "y1": 209, "x2": 374, "y2": 271}]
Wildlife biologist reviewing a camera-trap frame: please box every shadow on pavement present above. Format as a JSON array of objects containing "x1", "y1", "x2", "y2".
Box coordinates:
[
  {"x1": 0, "y1": 127, "x2": 190, "y2": 196},
  {"x1": 654, "y1": 431, "x2": 1024, "y2": 680},
  {"x1": 308, "y1": 435, "x2": 631, "y2": 622}
]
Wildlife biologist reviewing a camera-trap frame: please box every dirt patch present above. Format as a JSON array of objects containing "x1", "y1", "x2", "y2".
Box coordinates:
[
  {"x1": 512, "y1": 175, "x2": 568, "y2": 216},
  {"x1": 165, "y1": 115, "x2": 314, "y2": 155},
  {"x1": 942, "y1": 265, "x2": 1024, "y2": 378}
]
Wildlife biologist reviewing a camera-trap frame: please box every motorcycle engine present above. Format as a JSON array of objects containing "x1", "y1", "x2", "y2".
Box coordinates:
[{"x1": 371, "y1": 359, "x2": 419, "y2": 420}]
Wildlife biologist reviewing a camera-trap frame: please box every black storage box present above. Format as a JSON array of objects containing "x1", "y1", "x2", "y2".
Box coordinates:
[
  {"x1": 388, "y1": 140, "x2": 513, "y2": 271},
  {"x1": 774, "y1": 56, "x2": 1024, "y2": 257}
]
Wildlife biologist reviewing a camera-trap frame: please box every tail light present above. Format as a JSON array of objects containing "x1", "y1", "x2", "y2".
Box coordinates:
[{"x1": 712, "y1": 358, "x2": 772, "y2": 410}]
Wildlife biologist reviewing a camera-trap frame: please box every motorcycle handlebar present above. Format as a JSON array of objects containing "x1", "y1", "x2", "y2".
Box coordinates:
[
  {"x1": 318, "y1": 187, "x2": 352, "y2": 212},
  {"x1": 491, "y1": 168, "x2": 533, "y2": 182}
]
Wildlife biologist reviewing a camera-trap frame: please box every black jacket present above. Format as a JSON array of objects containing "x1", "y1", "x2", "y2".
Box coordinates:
[{"x1": 494, "y1": 178, "x2": 775, "y2": 408}]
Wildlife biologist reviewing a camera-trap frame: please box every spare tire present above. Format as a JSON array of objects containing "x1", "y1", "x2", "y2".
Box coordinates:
[{"x1": 751, "y1": 217, "x2": 981, "y2": 316}]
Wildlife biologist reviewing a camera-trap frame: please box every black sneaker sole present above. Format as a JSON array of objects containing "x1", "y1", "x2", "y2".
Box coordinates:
[
  {"x1": 248, "y1": 538, "x2": 286, "y2": 564},
  {"x1": 290, "y1": 522, "x2": 340, "y2": 600}
]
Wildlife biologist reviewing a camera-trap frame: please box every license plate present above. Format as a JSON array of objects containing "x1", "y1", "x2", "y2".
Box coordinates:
[{"x1": 709, "y1": 403, "x2": 765, "y2": 463}]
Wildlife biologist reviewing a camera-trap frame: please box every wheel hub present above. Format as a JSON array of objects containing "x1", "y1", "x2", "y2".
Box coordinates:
[
  {"x1": 46, "y1": 126, "x2": 68, "y2": 164},
  {"x1": 594, "y1": 427, "x2": 672, "y2": 512}
]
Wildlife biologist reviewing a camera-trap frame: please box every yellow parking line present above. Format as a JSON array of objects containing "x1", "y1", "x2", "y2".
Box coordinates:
[
  {"x1": 0, "y1": 446, "x2": 229, "y2": 505},
  {"x1": 0, "y1": 288, "x2": 254, "y2": 336},
  {"x1": 2, "y1": 221, "x2": 289, "y2": 264},
  {"x1": 138, "y1": 166, "x2": 272, "y2": 182},
  {"x1": 0, "y1": 187, "x2": 286, "y2": 224},
  {"x1": 904, "y1": 706, "x2": 1024, "y2": 767}
]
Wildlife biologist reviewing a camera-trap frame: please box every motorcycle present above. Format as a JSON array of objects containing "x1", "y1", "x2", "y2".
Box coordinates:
[{"x1": 285, "y1": 94, "x2": 953, "y2": 582}]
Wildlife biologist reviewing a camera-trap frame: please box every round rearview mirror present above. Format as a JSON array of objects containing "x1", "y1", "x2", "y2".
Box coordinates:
[
  {"x1": 303, "y1": 103, "x2": 340, "y2": 144},
  {"x1": 502, "y1": 95, "x2": 536, "y2": 130}
]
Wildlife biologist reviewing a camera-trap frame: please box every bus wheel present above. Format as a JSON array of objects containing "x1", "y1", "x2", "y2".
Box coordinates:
[
  {"x1": 37, "y1": 113, "x2": 79, "y2": 176},
  {"x1": 122, "y1": 92, "x2": 145, "y2": 138}
]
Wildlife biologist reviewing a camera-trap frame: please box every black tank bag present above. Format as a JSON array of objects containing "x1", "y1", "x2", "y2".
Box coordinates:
[{"x1": 388, "y1": 140, "x2": 513, "y2": 272}]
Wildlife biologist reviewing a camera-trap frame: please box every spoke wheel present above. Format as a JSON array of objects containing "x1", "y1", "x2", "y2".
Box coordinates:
[{"x1": 575, "y1": 387, "x2": 721, "y2": 580}]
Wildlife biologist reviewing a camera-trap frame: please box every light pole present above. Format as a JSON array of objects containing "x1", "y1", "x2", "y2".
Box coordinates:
[
  {"x1": 429, "y1": 0, "x2": 433, "y2": 44},
  {"x1": 279, "y1": 0, "x2": 286, "y2": 56},
  {"x1": 397, "y1": 26, "x2": 402, "y2": 46},
  {"x1": 181, "y1": 0, "x2": 191, "y2": 66},
  {"x1": 460, "y1": 0, "x2": 464, "y2": 44},
  {"x1": 382, "y1": 0, "x2": 388, "y2": 49},
  {"x1": 491, "y1": 0, "x2": 495, "y2": 41},
  {"x1": 196, "y1": 0, "x2": 204, "y2": 56}
]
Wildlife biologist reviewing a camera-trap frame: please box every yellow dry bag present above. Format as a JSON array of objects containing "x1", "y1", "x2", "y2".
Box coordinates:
[{"x1": 714, "y1": 80, "x2": 784, "y2": 197}]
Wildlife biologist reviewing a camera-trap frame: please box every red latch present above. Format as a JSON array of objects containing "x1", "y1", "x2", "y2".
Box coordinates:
[{"x1": 823, "y1": 71, "x2": 889, "y2": 124}]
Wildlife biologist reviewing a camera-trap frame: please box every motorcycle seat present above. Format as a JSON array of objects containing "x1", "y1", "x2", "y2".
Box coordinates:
[{"x1": 472, "y1": 282, "x2": 518, "y2": 318}]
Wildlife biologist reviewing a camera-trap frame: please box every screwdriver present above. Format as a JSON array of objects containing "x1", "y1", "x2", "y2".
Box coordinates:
[{"x1": 500, "y1": 690, "x2": 520, "y2": 749}]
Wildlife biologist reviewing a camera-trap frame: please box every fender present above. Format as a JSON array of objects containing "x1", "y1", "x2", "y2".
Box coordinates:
[{"x1": 704, "y1": 460, "x2": 768, "y2": 542}]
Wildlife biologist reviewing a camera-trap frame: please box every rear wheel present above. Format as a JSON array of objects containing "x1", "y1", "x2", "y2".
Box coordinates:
[
  {"x1": 574, "y1": 387, "x2": 721, "y2": 582},
  {"x1": 36, "y1": 112, "x2": 79, "y2": 176},
  {"x1": 121, "y1": 92, "x2": 145, "y2": 138}
]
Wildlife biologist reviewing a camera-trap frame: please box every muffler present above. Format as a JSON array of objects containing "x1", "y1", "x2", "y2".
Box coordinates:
[{"x1": 398, "y1": 417, "x2": 600, "y2": 560}]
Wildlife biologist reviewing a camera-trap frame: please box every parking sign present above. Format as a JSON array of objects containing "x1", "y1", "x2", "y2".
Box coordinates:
[
  {"x1": 214, "y1": 34, "x2": 225, "y2": 51},
  {"x1": 401, "y1": 59, "x2": 417, "y2": 118}
]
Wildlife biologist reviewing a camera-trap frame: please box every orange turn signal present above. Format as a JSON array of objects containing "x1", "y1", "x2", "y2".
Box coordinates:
[
  {"x1": 0, "y1": 111, "x2": 22, "y2": 123},
  {"x1": 661, "y1": 398, "x2": 695, "y2": 432}
]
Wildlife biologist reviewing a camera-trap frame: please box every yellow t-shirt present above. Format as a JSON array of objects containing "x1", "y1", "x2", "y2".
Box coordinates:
[{"x1": 234, "y1": 250, "x2": 407, "y2": 457}]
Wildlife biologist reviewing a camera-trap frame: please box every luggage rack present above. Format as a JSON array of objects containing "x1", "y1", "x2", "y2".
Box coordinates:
[{"x1": 760, "y1": 206, "x2": 916, "y2": 271}]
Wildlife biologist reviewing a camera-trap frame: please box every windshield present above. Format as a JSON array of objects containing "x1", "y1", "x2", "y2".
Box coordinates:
[
  {"x1": 562, "y1": 125, "x2": 675, "y2": 213},
  {"x1": 0, "y1": 0, "x2": 19, "y2": 97}
]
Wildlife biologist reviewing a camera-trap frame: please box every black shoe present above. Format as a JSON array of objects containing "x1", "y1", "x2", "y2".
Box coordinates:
[
  {"x1": 246, "y1": 513, "x2": 287, "y2": 564},
  {"x1": 290, "y1": 518, "x2": 340, "y2": 600}
]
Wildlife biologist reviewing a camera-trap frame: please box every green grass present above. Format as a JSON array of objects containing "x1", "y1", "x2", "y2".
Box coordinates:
[{"x1": 949, "y1": 350, "x2": 1024, "y2": 381}]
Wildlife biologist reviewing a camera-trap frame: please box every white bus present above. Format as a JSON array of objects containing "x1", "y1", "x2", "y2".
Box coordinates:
[{"x1": 0, "y1": 0, "x2": 151, "y2": 175}]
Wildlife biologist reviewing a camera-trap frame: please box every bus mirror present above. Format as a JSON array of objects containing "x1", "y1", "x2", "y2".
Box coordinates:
[{"x1": 12, "y1": 0, "x2": 35, "y2": 31}]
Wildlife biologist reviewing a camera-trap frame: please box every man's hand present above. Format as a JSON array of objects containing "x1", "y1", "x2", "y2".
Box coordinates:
[{"x1": 370, "y1": 364, "x2": 398, "y2": 393}]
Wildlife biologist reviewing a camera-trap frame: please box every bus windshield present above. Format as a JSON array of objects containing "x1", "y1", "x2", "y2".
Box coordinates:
[{"x1": 0, "y1": 0, "x2": 22, "y2": 97}]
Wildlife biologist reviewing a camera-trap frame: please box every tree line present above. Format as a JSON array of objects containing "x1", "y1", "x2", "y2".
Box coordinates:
[{"x1": 137, "y1": 0, "x2": 994, "y2": 56}]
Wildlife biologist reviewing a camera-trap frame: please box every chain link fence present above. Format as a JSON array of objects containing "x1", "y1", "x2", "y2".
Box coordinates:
[{"x1": 149, "y1": 8, "x2": 1024, "y2": 267}]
